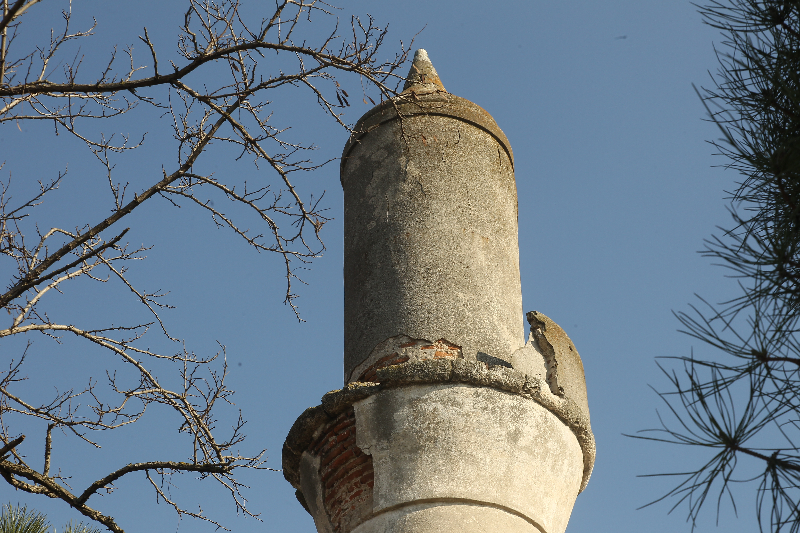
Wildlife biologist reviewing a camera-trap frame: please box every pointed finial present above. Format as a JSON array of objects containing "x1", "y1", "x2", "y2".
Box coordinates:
[{"x1": 402, "y1": 49, "x2": 446, "y2": 93}]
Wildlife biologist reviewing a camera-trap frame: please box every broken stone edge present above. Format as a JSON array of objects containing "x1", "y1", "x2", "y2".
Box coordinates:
[
  {"x1": 282, "y1": 359, "x2": 595, "y2": 500},
  {"x1": 341, "y1": 92, "x2": 514, "y2": 174}
]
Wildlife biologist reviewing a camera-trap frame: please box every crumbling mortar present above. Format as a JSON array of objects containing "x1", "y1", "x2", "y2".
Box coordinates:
[
  {"x1": 283, "y1": 359, "x2": 595, "y2": 496},
  {"x1": 348, "y1": 335, "x2": 462, "y2": 384},
  {"x1": 527, "y1": 310, "x2": 563, "y2": 396}
]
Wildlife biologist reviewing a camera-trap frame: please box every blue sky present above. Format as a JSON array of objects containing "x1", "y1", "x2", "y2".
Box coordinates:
[{"x1": 0, "y1": 1, "x2": 754, "y2": 532}]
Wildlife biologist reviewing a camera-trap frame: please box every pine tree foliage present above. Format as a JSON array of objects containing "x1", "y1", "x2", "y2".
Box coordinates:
[
  {"x1": 59, "y1": 522, "x2": 102, "y2": 533},
  {"x1": 637, "y1": 2, "x2": 800, "y2": 532},
  {"x1": 0, "y1": 503, "x2": 103, "y2": 533},
  {"x1": 0, "y1": 504, "x2": 49, "y2": 533}
]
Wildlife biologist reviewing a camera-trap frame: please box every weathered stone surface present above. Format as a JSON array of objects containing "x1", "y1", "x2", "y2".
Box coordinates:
[
  {"x1": 283, "y1": 405, "x2": 332, "y2": 488},
  {"x1": 402, "y1": 49, "x2": 446, "y2": 93},
  {"x1": 487, "y1": 365, "x2": 526, "y2": 394},
  {"x1": 354, "y1": 384, "x2": 583, "y2": 533},
  {"x1": 351, "y1": 502, "x2": 540, "y2": 533},
  {"x1": 284, "y1": 360, "x2": 595, "y2": 497},
  {"x1": 377, "y1": 359, "x2": 453, "y2": 384},
  {"x1": 450, "y1": 358, "x2": 491, "y2": 387},
  {"x1": 348, "y1": 334, "x2": 463, "y2": 385},
  {"x1": 300, "y1": 452, "x2": 334, "y2": 533},
  {"x1": 510, "y1": 343, "x2": 547, "y2": 383},
  {"x1": 341, "y1": 55, "x2": 523, "y2": 380},
  {"x1": 526, "y1": 311, "x2": 590, "y2": 426},
  {"x1": 321, "y1": 383, "x2": 381, "y2": 418}
]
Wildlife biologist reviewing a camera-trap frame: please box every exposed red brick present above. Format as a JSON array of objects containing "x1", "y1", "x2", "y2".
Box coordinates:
[
  {"x1": 320, "y1": 442, "x2": 346, "y2": 468},
  {"x1": 357, "y1": 351, "x2": 410, "y2": 382},
  {"x1": 332, "y1": 418, "x2": 353, "y2": 434},
  {"x1": 307, "y1": 407, "x2": 374, "y2": 533},
  {"x1": 346, "y1": 489, "x2": 364, "y2": 502},
  {"x1": 337, "y1": 467, "x2": 365, "y2": 487},
  {"x1": 356, "y1": 338, "x2": 462, "y2": 384},
  {"x1": 326, "y1": 448, "x2": 355, "y2": 473},
  {"x1": 334, "y1": 455, "x2": 370, "y2": 477}
]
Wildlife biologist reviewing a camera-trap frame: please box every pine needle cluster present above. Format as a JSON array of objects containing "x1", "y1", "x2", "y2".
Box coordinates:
[{"x1": 638, "y1": 2, "x2": 800, "y2": 532}]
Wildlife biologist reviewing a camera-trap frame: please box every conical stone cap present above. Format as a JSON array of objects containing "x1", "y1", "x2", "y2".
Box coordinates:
[{"x1": 402, "y1": 49, "x2": 446, "y2": 93}]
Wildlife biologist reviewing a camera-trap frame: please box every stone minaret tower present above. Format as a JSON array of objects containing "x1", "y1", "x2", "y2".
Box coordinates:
[{"x1": 283, "y1": 50, "x2": 594, "y2": 533}]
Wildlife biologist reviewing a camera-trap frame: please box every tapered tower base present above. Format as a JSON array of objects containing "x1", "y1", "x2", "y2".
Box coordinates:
[{"x1": 284, "y1": 323, "x2": 594, "y2": 533}]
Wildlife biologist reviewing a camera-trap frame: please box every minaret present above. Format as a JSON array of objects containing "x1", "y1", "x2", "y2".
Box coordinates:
[{"x1": 283, "y1": 50, "x2": 594, "y2": 533}]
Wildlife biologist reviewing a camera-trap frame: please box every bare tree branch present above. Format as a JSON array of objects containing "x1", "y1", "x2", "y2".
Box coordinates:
[{"x1": 0, "y1": 0, "x2": 412, "y2": 530}]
